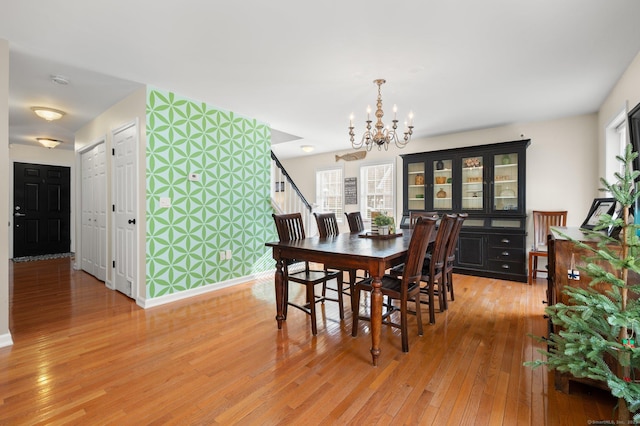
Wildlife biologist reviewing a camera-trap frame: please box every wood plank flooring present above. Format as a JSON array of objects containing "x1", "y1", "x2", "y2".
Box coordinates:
[{"x1": 1, "y1": 258, "x2": 615, "y2": 425}]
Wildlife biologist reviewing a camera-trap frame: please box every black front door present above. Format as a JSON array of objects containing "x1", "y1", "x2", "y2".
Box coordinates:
[{"x1": 13, "y1": 162, "x2": 71, "y2": 258}]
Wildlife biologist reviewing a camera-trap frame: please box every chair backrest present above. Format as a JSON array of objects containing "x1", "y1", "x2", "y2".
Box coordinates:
[
  {"x1": 272, "y1": 213, "x2": 306, "y2": 242},
  {"x1": 409, "y1": 211, "x2": 439, "y2": 228},
  {"x1": 401, "y1": 216, "x2": 438, "y2": 288},
  {"x1": 532, "y1": 211, "x2": 567, "y2": 250},
  {"x1": 314, "y1": 212, "x2": 340, "y2": 238},
  {"x1": 445, "y1": 213, "x2": 467, "y2": 266},
  {"x1": 425, "y1": 213, "x2": 456, "y2": 276},
  {"x1": 345, "y1": 211, "x2": 365, "y2": 233}
]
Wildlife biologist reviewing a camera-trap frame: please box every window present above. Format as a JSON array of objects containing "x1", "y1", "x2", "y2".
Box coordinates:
[
  {"x1": 605, "y1": 109, "x2": 628, "y2": 185},
  {"x1": 360, "y1": 162, "x2": 394, "y2": 220},
  {"x1": 316, "y1": 168, "x2": 343, "y2": 221}
]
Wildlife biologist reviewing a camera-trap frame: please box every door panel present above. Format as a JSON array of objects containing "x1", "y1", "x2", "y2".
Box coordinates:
[
  {"x1": 112, "y1": 123, "x2": 137, "y2": 298},
  {"x1": 14, "y1": 162, "x2": 71, "y2": 258}
]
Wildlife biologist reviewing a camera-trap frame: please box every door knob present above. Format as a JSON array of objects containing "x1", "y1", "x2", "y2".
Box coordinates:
[{"x1": 128, "y1": 218, "x2": 136, "y2": 225}]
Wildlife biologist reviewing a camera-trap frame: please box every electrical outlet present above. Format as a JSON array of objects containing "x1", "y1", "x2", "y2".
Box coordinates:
[
  {"x1": 225, "y1": 250, "x2": 232, "y2": 260},
  {"x1": 220, "y1": 251, "x2": 226, "y2": 261}
]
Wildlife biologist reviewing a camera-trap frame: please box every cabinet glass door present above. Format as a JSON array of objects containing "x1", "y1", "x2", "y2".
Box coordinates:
[
  {"x1": 461, "y1": 156, "x2": 484, "y2": 210},
  {"x1": 493, "y1": 152, "x2": 518, "y2": 211},
  {"x1": 433, "y1": 159, "x2": 453, "y2": 210},
  {"x1": 407, "y1": 161, "x2": 425, "y2": 211}
]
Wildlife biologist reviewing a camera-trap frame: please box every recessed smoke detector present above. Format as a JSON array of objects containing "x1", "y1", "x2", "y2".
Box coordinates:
[{"x1": 50, "y1": 74, "x2": 70, "y2": 85}]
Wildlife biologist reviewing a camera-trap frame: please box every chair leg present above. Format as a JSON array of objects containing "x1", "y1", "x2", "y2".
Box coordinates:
[
  {"x1": 533, "y1": 255, "x2": 538, "y2": 280},
  {"x1": 528, "y1": 253, "x2": 534, "y2": 285},
  {"x1": 307, "y1": 284, "x2": 318, "y2": 335},
  {"x1": 335, "y1": 276, "x2": 345, "y2": 320},
  {"x1": 439, "y1": 278, "x2": 448, "y2": 311},
  {"x1": 414, "y1": 294, "x2": 423, "y2": 337},
  {"x1": 400, "y1": 297, "x2": 409, "y2": 352},
  {"x1": 448, "y1": 270, "x2": 455, "y2": 301},
  {"x1": 351, "y1": 287, "x2": 361, "y2": 337},
  {"x1": 428, "y1": 280, "x2": 436, "y2": 324}
]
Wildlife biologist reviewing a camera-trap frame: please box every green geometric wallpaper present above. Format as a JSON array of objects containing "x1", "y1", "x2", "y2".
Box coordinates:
[{"x1": 145, "y1": 88, "x2": 276, "y2": 298}]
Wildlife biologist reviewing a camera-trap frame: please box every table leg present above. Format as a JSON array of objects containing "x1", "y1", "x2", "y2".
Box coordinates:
[
  {"x1": 274, "y1": 256, "x2": 285, "y2": 329},
  {"x1": 369, "y1": 269, "x2": 383, "y2": 366}
]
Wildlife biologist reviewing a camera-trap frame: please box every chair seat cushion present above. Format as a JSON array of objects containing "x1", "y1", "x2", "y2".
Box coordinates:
[
  {"x1": 357, "y1": 275, "x2": 420, "y2": 295},
  {"x1": 288, "y1": 269, "x2": 340, "y2": 285}
]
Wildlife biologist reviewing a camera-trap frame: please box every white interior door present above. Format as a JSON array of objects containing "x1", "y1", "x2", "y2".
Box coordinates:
[
  {"x1": 81, "y1": 148, "x2": 96, "y2": 274},
  {"x1": 112, "y1": 122, "x2": 137, "y2": 298},
  {"x1": 94, "y1": 142, "x2": 107, "y2": 281},
  {"x1": 80, "y1": 142, "x2": 107, "y2": 282}
]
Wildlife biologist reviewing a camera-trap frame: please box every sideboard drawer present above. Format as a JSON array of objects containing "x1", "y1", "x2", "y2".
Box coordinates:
[
  {"x1": 488, "y1": 234, "x2": 525, "y2": 249},
  {"x1": 488, "y1": 247, "x2": 524, "y2": 261},
  {"x1": 487, "y1": 259, "x2": 525, "y2": 275}
]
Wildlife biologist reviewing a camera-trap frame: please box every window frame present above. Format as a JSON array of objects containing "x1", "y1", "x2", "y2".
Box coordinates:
[{"x1": 359, "y1": 160, "x2": 396, "y2": 222}]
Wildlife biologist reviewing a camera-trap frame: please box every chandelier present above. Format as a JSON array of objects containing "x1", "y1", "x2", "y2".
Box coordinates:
[{"x1": 349, "y1": 79, "x2": 413, "y2": 151}]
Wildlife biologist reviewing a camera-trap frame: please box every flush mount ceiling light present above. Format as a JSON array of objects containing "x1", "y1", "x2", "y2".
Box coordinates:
[
  {"x1": 36, "y1": 138, "x2": 63, "y2": 149},
  {"x1": 31, "y1": 106, "x2": 66, "y2": 121},
  {"x1": 301, "y1": 145, "x2": 315, "y2": 153},
  {"x1": 349, "y1": 79, "x2": 414, "y2": 151}
]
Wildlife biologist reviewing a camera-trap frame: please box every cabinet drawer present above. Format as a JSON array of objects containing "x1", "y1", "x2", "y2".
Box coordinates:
[
  {"x1": 488, "y1": 247, "x2": 524, "y2": 261},
  {"x1": 488, "y1": 234, "x2": 525, "y2": 249},
  {"x1": 487, "y1": 260, "x2": 525, "y2": 275}
]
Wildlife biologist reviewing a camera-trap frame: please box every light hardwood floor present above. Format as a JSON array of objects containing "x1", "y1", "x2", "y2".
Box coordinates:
[{"x1": 1, "y1": 257, "x2": 615, "y2": 425}]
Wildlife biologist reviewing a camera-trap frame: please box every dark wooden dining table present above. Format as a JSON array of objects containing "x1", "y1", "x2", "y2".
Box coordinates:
[{"x1": 265, "y1": 230, "x2": 414, "y2": 366}]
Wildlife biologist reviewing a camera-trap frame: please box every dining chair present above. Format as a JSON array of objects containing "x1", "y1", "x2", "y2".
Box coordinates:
[
  {"x1": 441, "y1": 213, "x2": 467, "y2": 309},
  {"x1": 528, "y1": 210, "x2": 567, "y2": 285},
  {"x1": 409, "y1": 211, "x2": 439, "y2": 228},
  {"x1": 344, "y1": 211, "x2": 365, "y2": 233},
  {"x1": 314, "y1": 212, "x2": 364, "y2": 312},
  {"x1": 351, "y1": 216, "x2": 437, "y2": 352},
  {"x1": 272, "y1": 213, "x2": 342, "y2": 335},
  {"x1": 419, "y1": 213, "x2": 456, "y2": 324}
]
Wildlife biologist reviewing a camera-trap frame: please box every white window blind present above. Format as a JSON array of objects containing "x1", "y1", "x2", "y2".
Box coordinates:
[
  {"x1": 360, "y1": 162, "x2": 394, "y2": 220},
  {"x1": 316, "y1": 168, "x2": 344, "y2": 221}
]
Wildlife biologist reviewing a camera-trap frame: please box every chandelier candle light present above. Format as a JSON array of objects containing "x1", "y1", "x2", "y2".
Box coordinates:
[{"x1": 349, "y1": 79, "x2": 414, "y2": 151}]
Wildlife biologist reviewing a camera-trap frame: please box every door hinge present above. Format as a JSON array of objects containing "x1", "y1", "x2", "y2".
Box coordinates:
[
  {"x1": 112, "y1": 260, "x2": 115, "y2": 268},
  {"x1": 112, "y1": 204, "x2": 115, "y2": 212},
  {"x1": 112, "y1": 148, "x2": 115, "y2": 156}
]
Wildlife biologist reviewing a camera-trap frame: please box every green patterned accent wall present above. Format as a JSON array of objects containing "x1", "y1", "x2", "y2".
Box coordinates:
[{"x1": 146, "y1": 88, "x2": 276, "y2": 298}]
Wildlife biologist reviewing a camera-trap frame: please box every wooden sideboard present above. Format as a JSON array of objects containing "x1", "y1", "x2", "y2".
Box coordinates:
[{"x1": 547, "y1": 226, "x2": 639, "y2": 392}]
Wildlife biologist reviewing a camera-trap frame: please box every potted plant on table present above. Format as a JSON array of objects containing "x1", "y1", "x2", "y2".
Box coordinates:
[
  {"x1": 526, "y1": 144, "x2": 640, "y2": 422},
  {"x1": 374, "y1": 213, "x2": 394, "y2": 235}
]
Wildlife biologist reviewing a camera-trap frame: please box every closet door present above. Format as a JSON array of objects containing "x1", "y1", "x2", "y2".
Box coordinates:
[{"x1": 81, "y1": 142, "x2": 107, "y2": 281}]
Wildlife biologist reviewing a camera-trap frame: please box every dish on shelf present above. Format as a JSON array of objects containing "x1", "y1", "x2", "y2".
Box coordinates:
[
  {"x1": 495, "y1": 175, "x2": 511, "y2": 181},
  {"x1": 500, "y1": 189, "x2": 515, "y2": 197},
  {"x1": 467, "y1": 177, "x2": 482, "y2": 182},
  {"x1": 435, "y1": 176, "x2": 446, "y2": 184}
]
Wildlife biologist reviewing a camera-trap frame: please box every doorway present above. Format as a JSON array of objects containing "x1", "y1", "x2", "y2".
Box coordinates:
[{"x1": 13, "y1": 162, "x2": 71, "y2": 258}]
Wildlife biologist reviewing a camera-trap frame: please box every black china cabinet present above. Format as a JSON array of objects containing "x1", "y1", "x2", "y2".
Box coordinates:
[{"x1": 401, "y1": 139, "x2": 530, "y2": 282}]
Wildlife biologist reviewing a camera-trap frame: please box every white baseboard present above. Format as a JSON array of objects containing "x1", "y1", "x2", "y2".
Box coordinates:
[
  {"x1": 0, "y1": 332, "x2": 14, "y2": 348},
  {"x1": 138, "y1": 275, "x2": 255, "y2": 309}
]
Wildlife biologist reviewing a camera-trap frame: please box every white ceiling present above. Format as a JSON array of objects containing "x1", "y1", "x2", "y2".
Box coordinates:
[{"x1": 2, "y1": 0, "x2": 640, "y2": 159}]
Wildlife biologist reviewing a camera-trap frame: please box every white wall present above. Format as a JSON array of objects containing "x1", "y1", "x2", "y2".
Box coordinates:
[
  {"x1": 8, "y1": 145, "x2": 76, "y2": 259},
  {"x1": 75, "y1": 86, "x2": 146, "y2": 301},
  {"x1": 0, "y1": 39, "x2": 11, "y2": 347},
  {"x1": 281, "y1": 112, "x2": 599, "y2": 251},
  {"x1": 598, "y1": 51, "x2": 640, "y2": 178}
]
